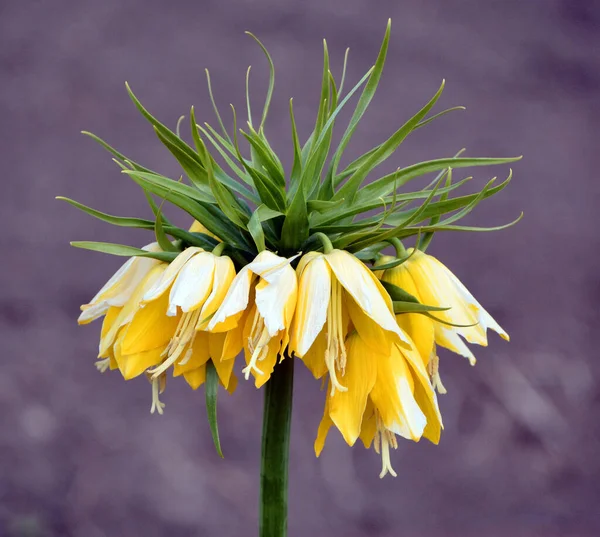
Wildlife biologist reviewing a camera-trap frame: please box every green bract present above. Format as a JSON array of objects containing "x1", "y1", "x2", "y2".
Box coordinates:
[{"x1": 59, "y1": 20, "x2": 521, "y2": 268}]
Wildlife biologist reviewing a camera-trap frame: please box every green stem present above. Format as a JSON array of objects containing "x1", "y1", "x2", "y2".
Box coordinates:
[
  {"x1": 259, "y1": 356, "x2": 294, "y2": 537},
  {"x1": 313, "y1": 232, "x2": 334, "y2": 254}
]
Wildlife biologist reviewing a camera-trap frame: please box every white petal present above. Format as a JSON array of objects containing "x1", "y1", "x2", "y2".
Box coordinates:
[
  {"x1": 168, "y1": 252, "x2": 215, "y2": 314},
  {"x1": 208, "y1": 266, "x2": 254, "y2": 331},
  {"x1": 255, "y1": 262, "x2": 297, "y2": 337},
  {"x1": 143, "y1": 247, "x2": 203, "y2": 302},
  {"x1": 289, "y1": 255, "x2": 330, "y2": 357},
  {"x1": 388, "y1": 376, "x2": 426, "y2": 439}
]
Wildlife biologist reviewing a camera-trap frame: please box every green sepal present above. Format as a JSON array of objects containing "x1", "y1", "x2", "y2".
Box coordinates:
[
  {"x1": 205, "y1": 361, "x2": 224, "y2": 458},
  {"x1": 70, "y1": 241, "x2": 178, "y2": 262}
]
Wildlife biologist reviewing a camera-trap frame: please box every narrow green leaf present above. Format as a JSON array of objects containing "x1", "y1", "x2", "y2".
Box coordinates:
[
  {"x1": 56, "y1": 197, "x2": 155, "y2": 228},
  {"x1": 280, "y1": 187, "x2": 309, "y2": 252},
  {"x1": 339, "y1": 47, "x2": 350, "y2": 94},
  {"x1": 205, "y1": 69, "x2": 233, "y2": 144},
  {"x1": 333, "y1": 79, "x2": 447, "y2": 202},
  {"x1": 306, "y1": 198, "x2": 345, "y2": 213},
  {"x1": 241, "y1": 127, "x2": 285, "y2": 187},
  {"x1": 70, "y1": 241, "x2": 178, "y2": 262},
  {"x1": 289, "y1": 99, "x2": 302, "y2": 186},
  {"x1": 353, "y1": 242, "x2": 388, "y2": 260},
  {"x1": 82, "y1": 131, "x2": 152, "y2": 173},
  {"x1": 380, "y1": 280, "x2": 419, "y2": 302},
  {"x1": 175, "y1": 115, "x2": 185, "y2": 138},
  {"x1": 320, "y1": 19, "x2": 391, "y2": 197},
  {"x1": 415, "y1": 106, "x2": 465, "y2": 130},
  {"x1": 393, "y1": 301, "x2": 450, "y2": 314},
  {"x1": 246, "y1": 65, "x2": 254, "y2": 127},
  {"x1": 358, "y1": 156, "x2": 522, "y2": 203},
  {"x1": 123, "y1": 170, "x2": 214, "y2": 204},
  {"x1": 205, "y1": 361, "x2": 224, "y2": 458},
  {"x1": 154, "y1": 209, "x2": 178, "y2": 252},
  {"x1": 245, "y1": 32, "x2": 275, "y2": 129}
]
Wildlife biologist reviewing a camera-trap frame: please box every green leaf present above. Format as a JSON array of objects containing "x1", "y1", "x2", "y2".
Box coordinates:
[
  {"x1": 122, "y1": 170, "x2": 215, "y2": 204},
  {"x1": 154, "y1": 209, "x2": 178, "y2": 252},
  {"x1": 393, "y1": 301, "x2": 450, "y2": 314},
  {"x1": 357, "y1": 156, "x2": 522, "y2": 203},
  {"x1": 247, "y1": 204, "x2": 282, "y2": 252},
  {"x1": 205, "y1": 361, "x2": 224, "y2": 458},
  {"x1": 241, "y1": 126, "x2": 285, "y2": 187},
  {"x1": 380, "y1": 280, "x2": 420, "y2": 302},
  {"x1": 56, "y1": 197, "x2": 155, "y2": 229},
  {"x1": 353, "y1": 242, "x2": 388, "y2": 261},
  {"x1": 280, "y1": 187, "x2": 309, "y2": 252},
  {"x1": 125, "y1": 83, "x2": 212, "y2": 193},
  {"x1": 320, "y1": 19, "x2": 391, "y2": 198},
  {"x1": 288, "y1": 99, "x2": 303, "y2": 186},
  {"x1": 333, "y1": 79, "x2": 447, "y2": 203},
  {"x1": 306, "y1": 198, "x2": 345, "y2": 213},
  {"x1": 70, "y1": 241, "x2": 178, "y2": 262},
  {"x1": 415, "y1": 106, "x2": 465, "y2": 130},
  {"x1": 205, "y1": 69, "x2": 233, "y2": 144},
  {"x1": 81, "y1": 131, "x2": 152, "y2": 174},
  {"x1": 245, "y1": 32, "x2": 275, "y2": 130}
]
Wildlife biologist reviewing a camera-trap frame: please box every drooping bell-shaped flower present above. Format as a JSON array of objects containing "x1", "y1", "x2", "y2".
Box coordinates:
[
  {"x1": 378, "y1": 249, "x2": 508, "y2": 366},
  {"x1": 78, "y1": 242, "x2": 162, "y2": 325},
  {"x1": 289, "y1": 249, "x2": 410, "y2": 395},
  {"x1": 314, "y1": 331, "x2": 442, "y2": 478},
  {"x1": 208, "y1": 251, "x2": 298, "y2": 387}
]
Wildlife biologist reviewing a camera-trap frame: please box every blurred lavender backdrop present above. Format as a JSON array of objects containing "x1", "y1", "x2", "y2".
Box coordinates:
[{"x1": 2, "y1": 0, "x2": 599, "y2": 536}]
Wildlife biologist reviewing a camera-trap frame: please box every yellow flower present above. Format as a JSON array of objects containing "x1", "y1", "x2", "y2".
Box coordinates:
[
  {"x1": 377, "y1": 249, "x2": 508, "y2": 367},
  {"x1": 208, "y1": 251, "x2": 298, "y2": 388},
  {"x1": 314, "y1": 331, "x2": 442, "y2": 478},
  {"x1": 77, "y1": 242, "x2": 161, "y2": 325},
  {"x1": 289, "y1": 249, "x2": 409, "y2": 395},
  {"x1": 141, "y1": 247, "x2": 238, "y2": 382}
]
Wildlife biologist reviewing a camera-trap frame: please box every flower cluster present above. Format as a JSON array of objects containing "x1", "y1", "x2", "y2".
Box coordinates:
[{"x1": 62, "y1": 21, "x2": 518, "y2": 476}]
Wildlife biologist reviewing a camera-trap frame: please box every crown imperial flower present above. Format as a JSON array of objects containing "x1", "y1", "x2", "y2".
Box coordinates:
[{"x1": 61, "y1": 19, "x2": 520, "y2": 537}]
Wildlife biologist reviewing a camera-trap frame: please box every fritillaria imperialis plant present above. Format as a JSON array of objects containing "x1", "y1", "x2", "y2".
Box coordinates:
[{"x1": 60, "y1": 20, "x2": 520, "y2": 537}]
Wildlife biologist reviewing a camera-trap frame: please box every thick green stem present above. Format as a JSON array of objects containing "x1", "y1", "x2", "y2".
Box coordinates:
[{"x1": 259, "y1": 356, "x2": 294, "y2": 537}]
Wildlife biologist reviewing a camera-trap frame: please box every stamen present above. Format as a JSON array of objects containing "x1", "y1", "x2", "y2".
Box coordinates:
[
  {"x1": 325, "y1": 278, "x2": 347, "y2": 395},
  {"x1": 376, "y1": 412, "x2": 398, "y2": 478},
  {"x1": 151, "y1": 310, "x2": 201, "y2": 377},
  {"x1": 428, "y1": 353, "x2": 447, "y2": 394},
  {"x1": 150, "y1": 378, "x2": 165, "y2": 415},
  {"x1": 243, "y1": 320, "x2": 271, "y2": 380},
  {"x1": 95, "y1": 358, "x2": 111, "y2": 373}
]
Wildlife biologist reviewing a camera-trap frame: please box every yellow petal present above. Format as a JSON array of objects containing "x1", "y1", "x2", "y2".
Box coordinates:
[
  {"x1": 315, "y1": 390, "x2": 333, "y2": 457},
  {"x1": 289, "y1": 254, "x2": 330, "y2": 357},
  {"x1": 198, "y1": 256, "x2": 236, "y2": 330},
  {"x1": 325, "y1": 249, "x2": 409, "y2": 345},
  {"x1": 299, "y1": 325, "x2": 328, "y2": 379},
  {"x1": 370, "y1": 345, "x2": 426, "y2": 441},
  {"x1": 183, "y1": 366, "x2": 207, "y2": 389},
  {"x1": 359, "y1": 399, "x2": 377, "y2": 449},
  {"x1": 329, "y1": 333, "x2": 377, "y2": 446},
  {"x1": 345, "y1": 294, "x2": 394, "y2": 356},
  {"x1": 114, "y1": 334, "x2": 165, "y2": 380},
  {"x1": 120, "y1": 287, "x2": 181, "y2": 355},
  {"x1": 173, "y1": 332, "x2": 210, "y2": 376},
  {"x1": 209, "y1": 332, "x2": 236, "y2": 389},
  {"x1": 396, "y1": 313, "x2": 434, "y2": 366},
  {"x1": 98, "y1": 265, "x2": 166, "y2": 357}
]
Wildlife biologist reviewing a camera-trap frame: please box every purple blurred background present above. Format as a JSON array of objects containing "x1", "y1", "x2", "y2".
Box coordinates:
[{"x1": 2, "y1": 0, "x2": 599, "y2": 536}]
